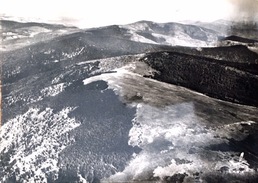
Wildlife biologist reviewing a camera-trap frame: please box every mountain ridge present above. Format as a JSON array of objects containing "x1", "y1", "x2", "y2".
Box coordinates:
[{"x1": 1, "y1": 19, "x2": 258, "y2": 183}]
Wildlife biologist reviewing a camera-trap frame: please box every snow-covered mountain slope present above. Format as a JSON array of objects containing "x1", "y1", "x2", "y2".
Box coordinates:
[
  {"x1": 0, "y1": 20, "x2": 79, "y2": 51},
  {"x1": 1, "y1": 19, "x2": 258, "y2": 183},
  {"x1": 1, "y1": 54, "x2": 138, "y2": 182},
  {"x1": 0, "y1": 19, "x2": 221, "y2": 53},
  {"x1": 2, "y1": 51, "x2": 258, "y2": 182},
  {"x1": 120, "y1": 20, "x2": 220, "y2": 47},
  {"x1": 83, "y1": 57, "x2": 258, "y2": 182},
  {"x1": 0, "y1": 107, "x2": 80, "y2": 182}
]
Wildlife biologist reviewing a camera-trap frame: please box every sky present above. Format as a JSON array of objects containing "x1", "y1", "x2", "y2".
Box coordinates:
[{"x1": 0, "y1": 0, "x2": 257, "y2": 28}]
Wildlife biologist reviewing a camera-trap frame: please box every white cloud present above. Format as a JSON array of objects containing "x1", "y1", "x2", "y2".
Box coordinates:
[{"x1": 0, "y1": 0, "x2": 235, "y2": 28}]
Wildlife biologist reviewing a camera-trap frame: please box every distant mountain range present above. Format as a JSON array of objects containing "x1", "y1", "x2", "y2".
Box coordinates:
[{"x1": 1, "y1": 19, "x2": 258, "y2": 183}]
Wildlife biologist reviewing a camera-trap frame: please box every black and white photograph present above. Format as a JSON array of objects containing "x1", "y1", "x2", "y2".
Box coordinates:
[{"x1": 0, "y1": 0, "x2": 258, "y2": 182}]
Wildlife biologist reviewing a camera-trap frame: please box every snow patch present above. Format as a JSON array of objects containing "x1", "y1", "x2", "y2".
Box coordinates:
[
  {"x1": 5, "y1": 93, "x2": 43, "y2": 106},
  {"x1": 128, "y1": 30, "x2": 157, "y2": 44},
  {"x1": 41, "y1": 82, "x2": 70, "y2": 97},
  {"x1": 120, "y1": 22, "x2": 151, "y2": 32},
  {"x1": 77, "y1": 173, "x2": 89, "y2": 183},
  {"x1": 61, "y1": 47, "x2": 85, "y2": 59},
  {"x1": 152, "y1": 32, "x2": 212, "y2": 47}
]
